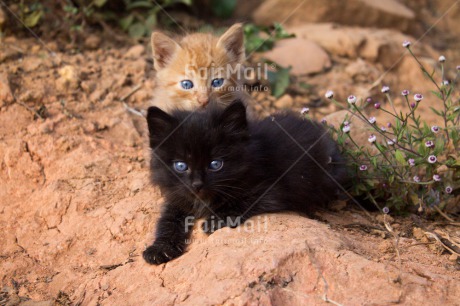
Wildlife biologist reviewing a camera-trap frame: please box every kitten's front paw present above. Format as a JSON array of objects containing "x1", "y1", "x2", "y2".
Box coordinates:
[
  {"x1": 143, "y1": 242, "x2": 183, "y2": 265},
  {"x1": 201, "y1": 216, "x2": 242, "y2": 234}
]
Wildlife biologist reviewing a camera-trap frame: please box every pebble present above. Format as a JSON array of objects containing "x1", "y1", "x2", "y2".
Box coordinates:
[
  {"x1": 274, "y1": 94, "x2": 294, "y2": 109},
  {"x1": 125, "y1": 45, "x2": 146, "y2": 59}
]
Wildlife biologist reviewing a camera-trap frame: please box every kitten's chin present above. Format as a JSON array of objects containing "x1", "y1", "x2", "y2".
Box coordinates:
[{"x1": 194, "y1": 190, "x2": 210, "y2": 200}]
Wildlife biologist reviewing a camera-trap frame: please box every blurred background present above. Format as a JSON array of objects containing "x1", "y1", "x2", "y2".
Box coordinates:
[{"x1": 1, "y1": 0, "x2": 459, "y2": 115}]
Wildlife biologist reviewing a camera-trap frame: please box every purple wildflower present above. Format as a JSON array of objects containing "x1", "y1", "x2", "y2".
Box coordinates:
[
  {"x1": 301, "y1": 107, "x2": 310, "y2": 115},
  {"x1": 414, "y1": 93, "x2": 423, "y2": 102},
  {"x1": 347, "y1": 95, "x2": 357, "y2": 104},
  {"x1": 368, "y1": 134, "x2": 376, "y2": 143},
  {"x1": 427, "y1": 155, "x2": 437, "y2": 164}
]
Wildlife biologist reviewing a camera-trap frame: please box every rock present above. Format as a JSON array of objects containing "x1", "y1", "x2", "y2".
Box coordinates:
[
  {"x1": 412, "y1": 227, "x2": 426, "y2": 241},
  {"x1": 274, "y1": 94, "x2": 294, "y2": 109},
  {"x1": 404, "y1": 0, "x2": 460, "y2": 38},
  {"x1": 0, "y1": 72, "x2": 14, "y2": 106},
  {"x1": 263, "y1": 38, "x2": 331, "y2": 76},
  {"x1": 345, "y1": 58, "x2": 380, "y2": 83},
  {"x1": 56, "y1": 65, "x2": 80, "y2": 92},
  {"x1": 253, "y1": 0, "x2": 415, "y2": 32},
  {"x1": 124, "y1": 45, "x2": 145, "y2": 59},
  {"x1": 20, "y1": 300, "x2": 54, "y2": 306},
  {"x1": 22, "y1": 56, "x2": 42, "y2": 72},
  {"x1": 290, "y1": 23, "x2": 364, "y2": 58},
  {"x1": 289, "y1": 23, "x2": 416, "y2": 68},
  {"x1": 376, "y1": 213, "x2": 394, "y2": 224},
  {"x1": 84, "y1": 34, "x2": 101, "y2": 50},
  {"x1": 71, "y1": 214, "x2": 460, "y2": 305},
  {"x1": 395, "y1": 56, "x2": 437, "y2": 93}
]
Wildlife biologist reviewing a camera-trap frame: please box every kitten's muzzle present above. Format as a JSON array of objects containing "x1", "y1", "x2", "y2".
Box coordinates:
[
  {"x1": 192, "y1": 179, "x2": 204, "y2": 192},
  {"x1": 198, "y1": 96, "x2": 209, "y2": 107}
]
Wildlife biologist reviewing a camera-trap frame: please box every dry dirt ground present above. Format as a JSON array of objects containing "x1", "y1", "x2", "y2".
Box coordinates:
[{"x1": 1, "y1": 31, "x2": 459, "y2": 305}]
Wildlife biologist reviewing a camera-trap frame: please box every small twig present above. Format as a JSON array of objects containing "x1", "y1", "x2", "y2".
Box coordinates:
[
  {"x1": 433, "y1": 206, "x2": 455, "y2": 222},
  {"x1": 123, "y1": 102, "x2": 145, "y2": 117},
  {"x1": 384, "y1": 214, "x2": 402, "y2": 283},
  {"x1": 7, "y1": 44, "x2": 25, "y2": 53},
  {"x1": 13, "y1": 95, "x2": 44, "y2": 119},
  {"x1": 424, "y1": 231, "x2": 460, "y2": 256},
  {"x1": 403, "y1": 242, "x2": 436, "y2": 249},
  {"x1": 120, "y1": 83, "x2": 142, "y2": 102}
]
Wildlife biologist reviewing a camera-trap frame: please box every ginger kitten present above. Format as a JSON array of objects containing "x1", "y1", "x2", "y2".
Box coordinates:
[{"x1": 150, "y1": 24, "x2": 248, "y2": 111}]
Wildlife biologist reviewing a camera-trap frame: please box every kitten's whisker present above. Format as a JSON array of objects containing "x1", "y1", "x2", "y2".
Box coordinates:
[
  {"x1": 213, "y1": 189, "x2": 239, "y2": 201},
  {"x1": 214, "y1": 184, "x2": 245, "y2": 191},
  {"x1": 218, "y1": 92, "x2": 234, "y2": 99}
]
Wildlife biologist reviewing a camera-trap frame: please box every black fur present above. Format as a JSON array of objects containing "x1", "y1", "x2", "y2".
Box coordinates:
[{"x1": 143, "y1": 101, "x2": 348, "y2": 264}]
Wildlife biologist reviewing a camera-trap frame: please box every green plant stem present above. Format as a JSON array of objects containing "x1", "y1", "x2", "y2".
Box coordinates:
[
  {"x1": 352, "y1": 105, "x2": 422, "y2": 157},
  {"x1": 441, "y1": 63, "x2": 444, "y2": 85},
  {"x1": 385, "y1": 93, "x2": 399, "y2": 117},
  {"x1": 403, "y1": 96, "x2": 418, "y2": 126},
  {"x1": 379, "y1": 107, "x2": 400, "y2": 120},
  {"x1": 399, "y1": 180, "x2": 435, "y2": 185},
  {"x1": 373, "y1": 143, "x2": 403, "y2": 179},
  {"x1": 331, "y1": 98, "x2": 346, "y2": 110},
  {"x1": 408, "y1": 48, "x2": 443, "y2": 94},
  {"x1": 346, "y1": 133, "x2": 363, "y2": 150},
  {"x1": 441, "y1": 87, "x2": 451, "y2": 143},
  {"x1": 365, "y1": 192, "x2": 381, "y2": 210}
]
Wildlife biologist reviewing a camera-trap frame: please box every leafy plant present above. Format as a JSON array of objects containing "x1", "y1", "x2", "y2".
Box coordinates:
[
  {"x1": 115, "y1": 0, "x2": 192, "y2": 38},
  {"x1": 210, "y1": 0, "x2": 236, "y2": 19},
  {"x1": 243, "y1": 23, "x2": 295, "y2": 54},
  {"x1": 243, "y1": 23, "x2": 295, "y2": 98},
  {"x1": 322, "y1": 42, "x2": 459, "y2": 213},
  {"x1": 266, "y1": 62, "x2": 291, "y2": 98},
  {"x1": 19, "y1": 0, "x2": 194, "y2": 38},
  {"x1": 18, "y1": 1, "x2": 44, "y2": 28}
]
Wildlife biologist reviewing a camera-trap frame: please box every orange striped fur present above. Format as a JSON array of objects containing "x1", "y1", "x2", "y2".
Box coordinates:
[{"x1": 150, "y1": 24, "x2": 247, "y2": 112}]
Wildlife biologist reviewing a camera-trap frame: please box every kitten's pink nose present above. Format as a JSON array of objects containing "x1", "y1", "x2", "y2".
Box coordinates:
[
  {"x1": 197, "y1": 96, "x2": 209, "y2": 107},
  {"x1": 192, "y1": 180, "x2": 203, "y2": 192}
]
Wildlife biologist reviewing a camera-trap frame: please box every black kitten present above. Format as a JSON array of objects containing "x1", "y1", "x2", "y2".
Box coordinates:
[{"x1": 143, "y1": 101, "x2": 347, "y2": 265}]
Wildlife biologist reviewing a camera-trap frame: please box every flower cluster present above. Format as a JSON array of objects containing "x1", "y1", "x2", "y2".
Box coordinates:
[{"x1": 326, "y1": 45, "x2": 458, "y2": 213}]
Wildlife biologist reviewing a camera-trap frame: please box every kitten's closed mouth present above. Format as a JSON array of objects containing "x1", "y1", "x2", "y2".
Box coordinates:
[{"x1": 192, "y1": 189, "x2": 209, "y2": 200}]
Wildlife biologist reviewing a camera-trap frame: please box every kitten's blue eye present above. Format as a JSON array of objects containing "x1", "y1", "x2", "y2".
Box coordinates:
[
  {"x1": 209, "y1": 160, "x2": 223, "y2": 171},
  {"x1": 180, "y1": 80, "x2": 194, "y2": 90},
  {"x1": 211, "y1": 78, "x2": 224, "y2": 88},
  {"x1": 173, "y1": 161, "x2": 188, "y2": 172}
]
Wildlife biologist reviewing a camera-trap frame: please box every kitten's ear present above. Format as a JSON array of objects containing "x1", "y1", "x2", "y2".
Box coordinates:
[
  {"x1": 218, "y1": 101, "x2": 248, "y2": 137},
  {"x1": 217, "y1": 23, "x2": 245, "y2": 63},
  {"x1": 151, "y1": 32, "x2": 181, "y2": 70},
  {"x1": 146, "y1": 107, "x2": 177, "y2": 147}
]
